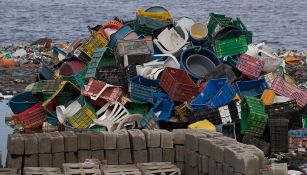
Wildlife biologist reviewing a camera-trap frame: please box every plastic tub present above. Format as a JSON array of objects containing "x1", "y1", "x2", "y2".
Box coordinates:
[
  {"x1": 8, "y1": 91, "x2": 39, "y2": 114},
  {"x1": 59, "y1": 60, "x2": 86, "y2": 76},
  {"x1": 235, "y1": 78, "x2": 268, "y2": 98},
  {"x1": 190, "y1": 23, "x2": 208, "y2": 45},
  {"x1": 185, "y1": 54, "x2": 216, "y2": 78}
]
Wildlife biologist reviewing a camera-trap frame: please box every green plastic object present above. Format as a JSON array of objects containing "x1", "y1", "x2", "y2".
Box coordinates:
[
  {"x1": 125, "y1": 101, "x2": 151, "y2": 116},
  {"x1": 302, "y1": 114, "x2": 307, "y2": 128},
  {"x1": 240, "y1": 96, "x2": 268, "y2": 137},
  {"x1": 214, "y1": 35, "x2": 248, "y2": 58},
  {"x1": 62, "y1": 66, "x2": 88, "y2": 88}
]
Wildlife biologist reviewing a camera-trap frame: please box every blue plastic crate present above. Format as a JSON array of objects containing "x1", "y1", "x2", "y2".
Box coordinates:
[
  {"x1": 151, "y1": 96, "x2": 174, "y2": 121},
  {"x1": 129, "y1": 76, "x2": 160, "y2": 104},
  {"x1": 235, "y1": 78, "x2": 268, "y2": 98},
  {"x1": 288, "y1": 130, "x2": 307, "y2": 138},
  {"x1": 140, "y1": 111, "x2": 159, "y2": 129},
  {"x1": 191, "y1": 78, "x2": 235, "y2": 110}
]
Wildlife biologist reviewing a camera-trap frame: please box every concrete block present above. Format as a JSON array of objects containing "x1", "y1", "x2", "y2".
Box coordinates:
[
  {"x1": 24, "y1": 167, "x2": 61, "y2": 173},
  {"x1": 5, "y1": 154, "x2": 22, "y2": 169},
  {"x1": 7, "y1": 133, "x2": 24, "y2": 155},
  {"x1": 36, "y1": 132, "x2": 51, "y2": 153},
  {"x1": 222, "y1": 163, "x2": 229, "y2": 175},
  {"x1": 184, "y1": 149, "x2": 199, "y2": 168},
  {"x1": 105, "y1": 150, "x2": 119, "y2": 165},
  {"x1": 50, "y1": 131, "x2": 64, "y2": 153},
  {"x1": 162, "y1": 148, "x2": 175, "y2": 163},
  {"x1": 224, "y1": 145, "x2": 245, "y2": 166},
  {"x1": 90, "y1": 133, "x2": 104, "y2": 151},
  {"x1": 175, "y1": 162, "x2": 184, "y2": 175},
  {"x1": 233, "y1": 153, "x2": 259, "y2": 175},
  {"x1": 91, "y1": 150, "x2": 105, "y2": 163},
  {"x1": 185, "y1": 132, "x2": 207, "y2": 152},
  {"x1": 185, "y1": 163, "x2": 198, "y2": 175},
  {"x1": 63, "y1": 162, "x2": 100, "y2": 172},
  {"x1": 160, "y1": 130, "x2": 173, "y2": 148},
  {"x1": 103, "y1": 165, "x2": 141, "y2": 175},
  {"x1": 64, "y1": 169, "x2": 101, "y2": 175},
  {"x1": 65, "y1": 152, "x2": 78, "y2": 163},
  {"x1": 24, "y1": 134, "x2": 38, "y2": 155},
  {"x1": 24, "y1": 154, "x2": 38, "y2": 167},
  {"x1": 242, "y1": 144, "x2": 265, "y2": 169},
  {"x1": 148, "y1": 148, "x2": 162, "y2": 162},
  {"x1": 52, "y1": 152, "x2": 65, "y2": 168},
  {"x1": 136, "y1": 162, "x2": 177, "y2": 173},
  {"x1": 128, "y1": 129, "x2": 146, "y2": 150},
  {"x1": 200, "y1": 155, "x2": 209, "y2": 174},
  {"x1": 104, "y1": 132, "x2": 117, "y2": 150},
  {"x1": 115, "y1": 130, "x2": 130, "y2": 149},
  {"x1": 61, "y1": 131, "x2": 78, "y2": 152},
  {"x1": 198, "y1": 138, "x2": 213, "y2": 156},
  {"x1": 142, "y1": 129, "x2": 160, "y2": 148},
  {"x1": 271, "y1": 163, "x2": 287, "y2": 175},
  {"x1": 210, "y1": 141, "x2": 229, "y2": 163},
  {"x1": 78, "y1": 150, "x2": 91, "y2": 163},
  {"x1": 132, "y1": 150, "x2": 147, "y2": 163},
  {"x1": 209, "y1": 159, "x2": 217, "y2": 175},
  {"x1": 118, "y1": 149, "x2": 132, "y2": 165},
  {"x1": 0, "y1": 168, "x2": 18, "y2": 174},
  {"x1": 228, "y1": 166, "x2": 235, "y2": 175},
  {"x1": 142, "y1": 168, "x2": 181, "y2": 175},
  {"x1": 175, "y1": 145, "x2": 185, "y2": 162},
  {"x1": 173, "y1": 129, "x2": 193, "y2": 145},
  {"x1": 39, "y1": 153, "x2": 52, "y2": 167},
  {"x1": 76, "y1": 132, "x2": 91, "y2": 150},
  {"x1": 217, "y1": 162, "x2": 223, "y2": 175}
]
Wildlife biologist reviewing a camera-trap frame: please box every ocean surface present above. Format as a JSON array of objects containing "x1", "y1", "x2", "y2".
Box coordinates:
[{"x1": 0, "y1": 0, "x2": 306, "y2": 50}]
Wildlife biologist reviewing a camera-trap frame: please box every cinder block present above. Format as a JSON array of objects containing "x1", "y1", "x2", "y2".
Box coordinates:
[
  {"x1": 91, "y1": 150, "x2": 105, "y2": 163},
  {"x1": 78, "y1": 150, "x2": 91, "y2": 163},
  {"x1": 184, "y1": 149, "x2": 199, "y2": 168},
  {"x1": 105, "y1": 150, "x2": 119, "y2": 165},
  {"x1": 76, "y1": 132, "x2": 91, "y2": 150},
  {"x1": 64, "y1": 169, "x2": 100, "y2": 175},
  {"x1": 148, "y1": 148, "x2": 162, "y2": 162},
  {"x1": 50, "y1": 132, "x2": 64, "y2": 153},
  {"x1": 160, "y1": 130, "x2": 173, "y2": 148},
  {"x1": 233, "y1": 153, "x2": 259, "y2": 175},
  {"x1": 24, "y1": 167, "x2": 61, "y2": 173},
  {"x1": 224, "y1": 145, "x2": 245, "y2": 166},
  {"x1": 271, "y1": 163, "x2": 288, "y2": 175},
  {"x1": 162, "y1": 148, "x2": 175, "y2": 163},
  {"x1": 200, "y1": 155, "x2": 209, "y2": 174},
  {"x1": 132, "y1": 150, "x2": 147, "y2": 163},
  {"x1": 36, "y1": 132, "x2": 51, "y2": 153},
  {"x1": 175, "y1": 145, "x2": 185, "y2": 162},
  {"x1": 24, "y1": 154, "x2": 38, "y2": 167},
  {"x1": 128, "y1": 129, "x2": 146, "y2": 150},
  {"x1": 185, "y1": 163, "x2": 198, "y2": 175},
  {"x1": 39, "y1": 153, "x2": 52, "y2": 167},
  {"x1": 65, "y1": 152, "x2": 78, "y2": 163},
  {"x1": 242, "y1": 145, "x2": 265, "y2": 169},
  {"x1": 217, "y1": 162, "x2": 223, "y2": 175},
  {"x1": 5, "y1": 154, "x2": 22, "y2": 169},
  {"x1": 136, "y1": 162, "x2": 177, "y2": 173},
  {"x1": 209, "y1": 159, "x2": 217, "y2": 175},
  {"x1": 24, "y1": 134, "x2": 38, "y2": 155},
  {"x1": 142, "y1": 129, "x2": 160, "y2": 148},
  {"x1": 199, "y1": 138, "x2": 214, "y2": 156},
  {"x1": 175, "y1": 162, "x2": 185, "y2": 175},
  {"x1": 210, "y1": 141, "x2": 229, "y2": 163},
  {"x1": 104, "y1": 169, "x2": 141, "y2": 175},
  {"x1": 63, "y1": 162, "x2": 100, "y2": 172},
  {"x1": 173, "y1": 129, "x2": 191, "y2": 145},
  {"x1": 52, "y1": 152, "x2": 65, "y2": 168},
  {"x1": 228, "y1": 166, "x2": 235, "y2": 175},
  {"x1": 0, "y1": 168, "x2": 18, "y2": 174},
  {"x1": 61, "y1": 131, "x2": 78, "y2": 152},
  {"x1": 104, "y1": 132, "x2": 117, "y2": 150},
  {"x1": 115, "y1": 130, "x2": 130, "y2": 149},
  {"x1": 90, "y1": 133, "x2": 104, "y2": 151},
  {"x1": 185, "y1": 132, "x2": 207, "y2": 152},
  {"x1": 118, "y1": 149, "x2": 132, "y2": 165},
  {"x1": 7, "y1": 134, "x2": 24, "y2": 155},
  {"x1": 222, "y1": 163, "x2": 229, "y2": 175}
]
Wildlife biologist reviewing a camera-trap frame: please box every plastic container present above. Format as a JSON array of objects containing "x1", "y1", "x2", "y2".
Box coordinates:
[
  {"x1": 214, "y1": 35, "x2": 248, "y2": 58},
  {"x1": 236, "y1": 54, "x2": 264, "y2": 79},
  {"x1": 204, "y1": 64, "x2": 236, "y2": 83},
  {"x1": 0, "y1": 59, "x2": 15, "y2": 67},
  {"x1": 139, "y1": 111, "x2": 159, "y2": 129},
  {"x1": 190, "y1": 23, "x2": 208, "y2": 45},
  {"x1": 129, "y1": 76, "x2": 160, "y2": 104},
  {"x1": 271, "y1": 76, "x2": 307, "y2": 108},
  {"x1": 269, "y1": 118, "x2": 289, "y2": 153},
  {"x1": 151, "y1": 97, "x2": 174, "y2": 121},
  {"x1": 8, "y1": 91, "x2": 39, "y2": 114},
  {"x1": 235, "y1": 78, "x2": 268, "y2": 98},
  {"x1": 191, "y1": 78, "x2": 235, "y2": 110},
  {"x1": 98, "y1": 20, "x2": 123, "y2": 39},
  {"x1": 78, "y1": 31, "x2": 108, "y2": 59},
  {"x1": 68, "y1": 105, "x2": 97, "y2": 128},
  {"x1": 97, "y1": 66, "x2": 126, "y2": 87},
  {"x1": 242, "y1": 134, "x2": 270, "y2": 156},
  {"x1": 261, "y1": 89, "x2": 276, "y2": 105},
  {"x1": 188, "y1": 119, "x2": 216, "y2": 131},
  {"x1": 59, "y1": 60, "x2": 86, "y2": 76},
  {"x1": 160, "y1": 67, "x2": 199, "y2": 102},
  {"x1": 61, "y1": 66, "x2": 88, "y2": 88},
  {"x1": 174, "y1": 102, "x2": 190, "y2": 122},
  {"x1": 176, "y1": 17, "x2": 195, "y2": 32},
  {"x1": 13, "y1": 102, "x2": 47, "y2": 129},
  {"x1": 185, "y1": 54, "x2": 216, "y2": 79},
  {"x1": 288, "y1": 129, "x2": 307, "y2": 138},
  {"x1": 41, "y1": 63, "x2": 55, "y2": 80},
  {"x1": 107, "y1": 25, "x2": 136, "y2": 48}
]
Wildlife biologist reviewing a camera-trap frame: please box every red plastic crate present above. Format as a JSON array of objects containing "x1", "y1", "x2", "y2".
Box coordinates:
[
  {"x1": 160, "y1": 67, "x2": 199, "y2": 102},
  {"x1": 236, "y1": 54, "x2": 264, "y2": 79},
  {"x1": 13, "y1": 102, "x2": 47, "y2": 129},
  {"x1": 271, "y1": 76, "x2": 307, "y2": 108}
]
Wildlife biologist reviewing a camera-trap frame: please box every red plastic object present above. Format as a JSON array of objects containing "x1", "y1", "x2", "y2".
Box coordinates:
[
  {"x1": 13, "y1": 102, "x2": 47, "y2": 129},
  {"x1": 98, "y1": 20, "x2": 123, "y2": 39},
  {"x1": 271, "y1": 76, "x2": 307, "y2": 108},
  {"x1": 59, "y1": 60, "x2": 86, "y2": 76},
  {"x1": 160, "y1": 67, "x2": 199, "y2": 102},
  {"x1": 236, "y1": 54, "x2": 264, "y2": 79}
]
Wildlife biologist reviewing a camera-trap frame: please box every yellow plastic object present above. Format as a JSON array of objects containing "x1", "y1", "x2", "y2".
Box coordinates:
[
  {"x1": 79, "y1": 31, "x2": 108, "y2": 59},
  {"x1": 260, "y1": 89, "x2": 276, "y2": 105},
  {"x1": 233, "y1": 94, "x2": 241, "y2": 102},
  {"x1": 188, "y1": 119, "x2": 216, "y2": 132},
  {"x1": 69, "y1": 105, "x2": 96, "y2": 128},
  {"x1": 136, "y1": 10, "x2": 172, "y2": 21}
]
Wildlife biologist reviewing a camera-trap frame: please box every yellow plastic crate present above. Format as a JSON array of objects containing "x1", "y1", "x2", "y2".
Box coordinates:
[
  {"x1": 69, "y1": 106, "x2": 97, "y2": 128},
  {"x1": 261, "y1": 89, "x2": 276, "y2": 106},
  {"x1": 79, "y1": 31, "x2": 108, "y2": 59},
  {"x1": 136, "y1": 10, "x2": 172, "y2": 21}
]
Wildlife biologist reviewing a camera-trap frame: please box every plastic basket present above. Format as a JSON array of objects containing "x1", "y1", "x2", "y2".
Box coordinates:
[
  {"x1": 242, "y1": 134, "x2": 270, "y2": 156},
  {"x1": 79, "y1": 31, "x2": 108, "y2": 59},
  {"x1": 61, "y1": 66, "x2": 88, "y2": 88},
  {"x1": 235, "y1": 78, "x2": 268, "y2": 98},
  {"x1": 107, "y1": 25, "x2": 135, "y2": 49},
  {"x1": 41, "y1": 63, "x2": 55, "y2": 80},
  {"x1": 236, "y1": 54, "x2": 264, "y2": 79},
  {"x1": 214, "y1": 35, "x2": 248, "y2": 58},
  {"x1": 288, "y1": 129, "x2": 307, "y2": 138},
  {"x1": 191, "y1": 78, "x2": 235, "y2": 110},
  {"x1": 263, "y1": 72, "x2": 278, "y2": 87},
  {"x1": 271, "y1": 76, "x2": 307, "y2": 108},
  {"x1": 136, "y1": 14, "x2": 172, "y2": 30},
  {"x1": 269, "y1": 118, "x2": 289, "y2": 153},
  {"x1": 174, "y1": 102, "x2": 190, "y2": 122},
  {"x1": 68, "y1": 105, "x2": 97, "y2": 129},
  {"x1": 140, "y1": 111, "x2": 159, "y2": 129},
  {"x1": 160, "y1": 67, "x2": 199, "y2": 102},
  {"x1": 97, "y1": 66, "x2": 126, "y2": 87},
  {"x1": 13, "y1": 102, "x2": 47, "y2": 129},
  {"x1": 261, "y1": 89, "x2": 276, "y2": 106},
  {"x1": 204, "y1": 64, "x2": 236, "y2": 83},
  {"x1": 8, "y1": 91, "x2": 40, "y2": 114},
  {"x1": 129, "y1": 76, "x2": 160, "y2": 104},
  {"x1": 31, "y1": 80, "x2": 68, "y2": 101}
]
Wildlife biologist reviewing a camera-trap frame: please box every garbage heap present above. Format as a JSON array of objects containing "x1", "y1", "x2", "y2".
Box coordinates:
[{"x1": 6, "y1": 6, "x2": 307, "y2": 168}]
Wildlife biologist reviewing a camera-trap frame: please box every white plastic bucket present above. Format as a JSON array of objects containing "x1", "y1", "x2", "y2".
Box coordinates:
[
  {"x1": 177, "y1": 17, "x2": 195, "y2": 32},
  {"x1": 190, "y1": 23, "x2": 208, "y2": 40}
]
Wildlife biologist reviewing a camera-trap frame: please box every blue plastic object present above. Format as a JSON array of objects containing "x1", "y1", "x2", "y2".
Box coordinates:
[
  {"x1": 151, "y1": 97, "x2": 174, "y2": 121},
  {"x1": 191, "y1": 78, "x2": 235, "y2": 110},
  {"x1": 52, "y1": 47, "x2": 67, "y2": 56},
  {"x1": 180, "y1": 46, "x2": 221, "y2": 80},
  {"x1": 235, "y1": 78, "x2": 268, "y2": 98},
  {"x1": 8, "y1": 91, "x2": 39, "y2": 114},
  {"x1": 107, "y1": 25, "x2": 134, "y2": 48},
  {"x1": 129, "y1": 76, "x2": 160, "y2": 104}
]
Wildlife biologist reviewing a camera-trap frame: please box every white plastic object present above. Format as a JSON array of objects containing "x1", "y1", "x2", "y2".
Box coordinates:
[
  {"x1": 190, "y1": 23, "x2": 208, "y2": 40},
  {"x1": 176, "y1": 17, "x2": 195, "y2": 33},
  {"x1": 56, "y1": 100, "x2": 82, "y2": 124},
  {"x1": 90, "y1": 83, "x2": 121, "y2": 101}
]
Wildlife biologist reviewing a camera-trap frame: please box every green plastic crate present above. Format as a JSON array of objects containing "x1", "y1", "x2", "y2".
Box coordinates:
[
  {"x1": 214, "y1": 35, "x2": 248, "y2": 58},
  {"x1": 69, "y1": 105, "x2": 97, "y2": 129},
  {"x1": 62, "y1": 67, "x2": 88, "y2": 88},
  {"x1": 302, "y1": 114, "x2": 307, "y2": 128}
]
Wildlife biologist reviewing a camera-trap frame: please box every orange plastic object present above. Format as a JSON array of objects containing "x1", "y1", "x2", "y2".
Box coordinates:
[
  {"x1": 98, "y1": 20, "x2": 123, "y2": 39},
  {"x1": 285, "y1": 55, "x2": 302, "y2": 65},
  {"x1": 261, "y1": 89, "x2": 276, "y2": 105},
  {"x1": 0, "y1": 59, "x2": 15, "y2": 67},
  {"x1": 233, "y1": 94, "x2": 241, "y2": 102}
]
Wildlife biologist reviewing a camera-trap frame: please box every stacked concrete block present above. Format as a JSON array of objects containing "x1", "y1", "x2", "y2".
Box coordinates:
[
  {"x1": 6, "y1": 134, "x2": 24, "y2": 169},
  {"x1": 61, "y1": 131, "x2": 78, "y2": 163},
  {"x1": 128, "y1": 129, "x2": 147, "y2": 163},
  {"x1": 63, "y1": 162, "x2": 101, "y2": 175},
  {"x1": 0, "y1": 168, "x2": 18, "y2": 175},
  {"x1": 23, "y1": 134, "x2": 39, "y2": 167},
  {"x1": 103, "y1": 165, "x2": 141, "y2": 175},
  {"x1": 23, "y1": 167, "x2": 62, "y2": 175},
  {"x1": 48, "y1": 132, "x2": 65, "y2": 168},
  {"x1": 76, "y1": 132, "x2": 91, "y2": 163},
  {"x1": 104, "y1": 132, "x2": 118, "y2": 165},
  {"x1": 35, "y1": 132, "x2": 52, "y2": 167},
  {"x1": 136, "y1": 162, "x2": 181, "y2": 175},
  {"x1": 115, "y1": 130, "x2": 132, "y2": 165}
]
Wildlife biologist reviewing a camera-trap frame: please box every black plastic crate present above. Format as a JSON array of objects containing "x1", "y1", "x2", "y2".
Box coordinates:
[
  {"x1": 97, "y1": 66, "x2": 126, "y2": 87},
  {"x1": 188, "y1": 108, "x2": 222, "y2": 125},
  {"x1": 228, "y1": 100, "x2": 241, "y2": 123},
  {"x1": 268, "y1": 118, "x2": 289, "y2": 153},
  {"x1": 242, "y1": 134, "x2": 270, "y2": 156}
]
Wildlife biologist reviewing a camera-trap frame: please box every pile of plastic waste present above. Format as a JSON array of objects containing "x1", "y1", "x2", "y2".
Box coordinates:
[{"x1": 5, "y1": 6, "x2": 307, "y2": 172}]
